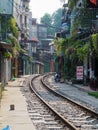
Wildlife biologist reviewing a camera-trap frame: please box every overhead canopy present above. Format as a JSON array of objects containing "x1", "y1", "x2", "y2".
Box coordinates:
[
  {"x1": 28, "y1": 37, "x2": 39, "y2": 43},
  {"x1": 0, "y1": 41, "x2": 12, "y2": 50},
  {"x1": 32, "y1": 37, "x2": 39, "y2": 42},
  {"x1": 32, "y1": 60, "x2": 44, "y2": 66},
  {"x1": 49, "y1": 42, "x2": 54, "y2": 46}
]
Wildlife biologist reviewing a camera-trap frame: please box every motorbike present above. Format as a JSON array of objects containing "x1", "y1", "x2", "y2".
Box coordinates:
[{"x1": 54, "y1": 73, "x2": 60, "y2": 82}]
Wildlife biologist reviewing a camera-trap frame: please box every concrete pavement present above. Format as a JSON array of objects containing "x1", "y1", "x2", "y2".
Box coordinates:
[
  {"x1": 1, "y1": 74, "x2": 98, "y2": 130},
  {"x1": 50, "y1": 77, "x2": 98, "y2": 112},
  {"x1": 0, "y1": 76, "x2": 36, "y2": 130}
]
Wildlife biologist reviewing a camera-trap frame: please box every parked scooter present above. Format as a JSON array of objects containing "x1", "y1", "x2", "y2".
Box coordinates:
[{"x1": 54, "y1": 73, "x2": 60, "y2": 82}]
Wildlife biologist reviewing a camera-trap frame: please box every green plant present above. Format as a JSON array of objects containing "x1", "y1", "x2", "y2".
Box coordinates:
[
  {"x1": 88, "y1": 92, "x2": 98, "y2": 98},
  {"x1": 4, "y1": 51, "x2": 12, "y2": 59},
  {"x1": 8, "y1": 18, "x2": 19, "y2": 38},
  {"x1": 68, "y1": 0, "x2": 78, "y2": 11},
  {"x1": 92, "y1": 33, "x2": 98, "y2": 56},
  {"x1": 54, "y1": 37, "x2": 67, "y2": 56},
  {"x1": 29, "y1": 56, "x2": 33, "y2": 62},
  {"x1": 7, "y1": 35, "x2": 22, "y2": 57}
]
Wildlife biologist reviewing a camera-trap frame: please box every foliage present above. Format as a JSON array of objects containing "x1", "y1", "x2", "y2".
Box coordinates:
[
  {"x1": 63, "y1": 33, "x2": 98, "y2": 80},
  {"x1": 92, "y1": 33, "x2": 98, "y2": 54},
  {"x1": 71, "y1": 8, "x2": 92, "y2": 36},
  {"x1": 41, "y1": 13, "x2": 52, "y2": 24},
  {"x1": 54, "y1": 37, "x2": 66, "y2": 56},
  {"x1": 40, "y1": 13, "x2": 53, "y2": 36},
  {"x1": 88, "y1": 92, "x2": 98, "y2": 98},
  {"x1": 29, "y1": 56, "x2": 33, "y2": 62},
  {"x1": 4, "y1": 51, "x2": 12, "y2": 59},
  {"x1": 0, "y1": 16, "x2": 20, "y2": 58},
  {"x1": 7, "y1": 36, "x2": 17, "y2": 47},
  {"x1": 13, "y1": 43, "x2": 21, "y2": 56},
  {"x1": 76, "y1": 43, "x2": 89, "y2": 61},
  {"x1": 82, "y1": 43, "x2": 90, "y2": 55},
  {"x1": 7, "y1": 35, "x2": 22, "y2": 57},
  {"x1": 40, "y1": 8, "x2": 62, "y2": 36},
  {"x1": 7, "y1": 18, "x2": 19, "y2": 38},
  {"x1": 20, "y1": 48, "x2": 27, "y2": 53},
  {"x1": 69, "y1": 0, "x2": 97, "y2": 37},
  {"x1": 68, "y1": 0, "x2": 78, "y2": 11},
  {"x1": 52, "y1": 8, "x2": 62, "y2": 32}
]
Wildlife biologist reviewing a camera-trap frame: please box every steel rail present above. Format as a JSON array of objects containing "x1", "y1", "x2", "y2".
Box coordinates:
[
  {"x1": 41, "y1": 73, "x2": 98, "y2": 118},
  {"x1": 29, "y1": 74, "x2": 78, "y2": 130}
]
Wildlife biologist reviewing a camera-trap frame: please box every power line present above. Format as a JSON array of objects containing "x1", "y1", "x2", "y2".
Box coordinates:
[{"x1": 41, "y1": 22, "x2": 61, "y2": 30}]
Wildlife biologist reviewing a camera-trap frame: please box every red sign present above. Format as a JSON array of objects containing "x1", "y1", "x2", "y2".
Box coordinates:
[
  {"x1": 76, "y1": 66, "x2": 83, "y2": 80},
  {"x1": 90, "y1": 0, "x2": 97, "y2": 5}
]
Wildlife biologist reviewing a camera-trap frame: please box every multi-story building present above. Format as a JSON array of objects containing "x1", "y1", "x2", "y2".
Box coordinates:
[
  {"x1": 55, "y1": 0, "x2": 98, "y2": 87},
  {"x1": 28, "y1": 17, "x2": 54, "y2": 73},
  {"x1": 18, "y1": 0, "x2": 33, "y2": 75},
  {"x1": 0, "y1": 0, "x2": 31, "y2": 85}
]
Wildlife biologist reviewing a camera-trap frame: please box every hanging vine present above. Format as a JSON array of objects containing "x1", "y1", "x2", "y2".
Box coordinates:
[
  {"x1": 54, "y1": 37, "x2": 66, "y2": 56},
  {"x1": 91, "y1": 33, "x2": 98, "y2": 56},
  {"x1": 7, "y1": 18, "x2": 19, "y2": 38}
]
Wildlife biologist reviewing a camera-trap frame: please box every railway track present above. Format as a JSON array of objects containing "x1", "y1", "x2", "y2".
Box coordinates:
[
  {"x1": 21, "y1": 74, "x2": 98, "y2": 130},
  {"x1": 29, "y1": 75, "x2": 75, "y2": 130}
]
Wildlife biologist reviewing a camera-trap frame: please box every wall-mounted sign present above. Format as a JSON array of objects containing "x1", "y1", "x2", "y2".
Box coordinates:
[{"x1": 76, "y1": 66, "x2": 83, "y2": 80}]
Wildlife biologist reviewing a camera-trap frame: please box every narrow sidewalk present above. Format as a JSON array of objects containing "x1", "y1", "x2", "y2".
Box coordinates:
[{"x1": 0, "y1": 76, "x2": 36, "y2": 130}]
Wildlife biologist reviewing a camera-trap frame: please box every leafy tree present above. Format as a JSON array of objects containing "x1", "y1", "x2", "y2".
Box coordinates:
[
  {"x1": 40, "y1": 8, "x2": 62, "y2": 36},
  {"x1": 52, "y1": 8, "x2": 62, "y2": 33},
  {"x1": 40, "y1": 13, "x2": 53, "y2": 36}
]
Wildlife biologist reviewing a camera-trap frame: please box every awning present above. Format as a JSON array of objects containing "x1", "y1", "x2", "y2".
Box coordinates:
[
  {"x1": 32, "y1": 60, "x2": 44, "y2": 66},
  {"x1": 49, "y1": 42, "x2": 54, "y2": 46},
  {"x1": 0, "y1": 41, "x2": 12, "y2": 50},
  {"x1": 32, "y1": 37, "x2": 39, "y2": 42},
  {"x1": 28, "y1": 37, "x2": 39, "y2": 43}
]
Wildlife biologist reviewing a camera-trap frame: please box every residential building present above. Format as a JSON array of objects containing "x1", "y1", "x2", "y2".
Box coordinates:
[
  {"x1": 18, "y1": 0, "x2": 33, "y2": 75},
  {"x1": 0, "y1": 0, "x2": 31, "y2": 84},
  {"x1": 54, "y1": 0, "x2": 98, "y2": 88},
  {"x1": 28, "y1": 18, "x2": 54, "y2": 73}
]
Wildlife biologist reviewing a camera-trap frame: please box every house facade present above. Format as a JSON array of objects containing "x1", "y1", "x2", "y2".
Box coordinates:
[{"x1": 0, "y1": 0, "x2": 31, "y2": 86}]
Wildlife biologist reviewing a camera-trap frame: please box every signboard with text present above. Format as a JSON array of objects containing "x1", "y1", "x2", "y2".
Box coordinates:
[{"x1": 76, "y1": 66, "x2": 83, "y2": 80}]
